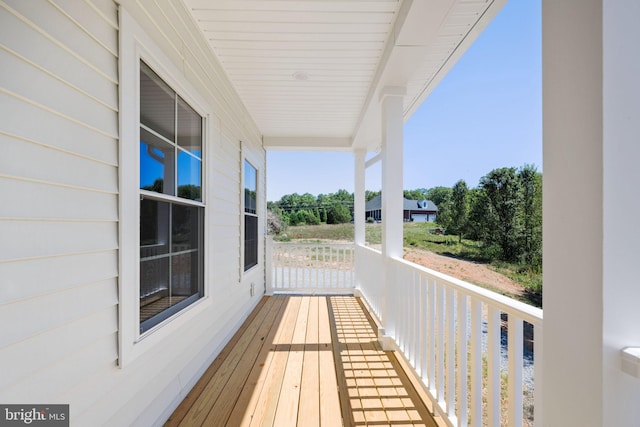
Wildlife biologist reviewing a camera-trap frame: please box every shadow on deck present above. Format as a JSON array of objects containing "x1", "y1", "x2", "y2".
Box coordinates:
[{"x1": 165, "y1": 295, "x2": 441, "y2": 427}]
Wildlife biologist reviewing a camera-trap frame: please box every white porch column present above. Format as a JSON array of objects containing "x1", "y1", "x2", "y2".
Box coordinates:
[
  {"x1": 542, "y1": 2, "x2": 603, "y2": 425},
  {"x1": 380, "y1": 87, "x2": 405, "y2": 259},
  {"x1": 543, "y1": 1, "x2": 640, "y2": 425},
  {"x1": 379, "y1": 87, "x2": 405, "y2": 343},
  {"x1": 354, "y1": 149, "x2": 366, "y2": 246}
]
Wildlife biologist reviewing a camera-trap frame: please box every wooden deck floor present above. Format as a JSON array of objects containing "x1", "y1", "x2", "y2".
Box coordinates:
[{"x1": 165, "y1": 296, "x2": 440, "y2": 427}]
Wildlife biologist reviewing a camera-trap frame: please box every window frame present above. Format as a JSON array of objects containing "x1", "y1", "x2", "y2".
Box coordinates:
[
  {"x1": 138, "y1": 60, "x2": 205, "y2": 334},
  {"x1": 243, "y1": 158, "x2": 259, "y2": 272},
  {"x1": 119, "y1": 8, "x2": 212, "y2": 367}
]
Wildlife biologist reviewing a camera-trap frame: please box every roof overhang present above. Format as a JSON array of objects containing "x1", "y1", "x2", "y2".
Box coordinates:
[{"x1": 182, "y1": 0, "x2": 507, "y2": 152}]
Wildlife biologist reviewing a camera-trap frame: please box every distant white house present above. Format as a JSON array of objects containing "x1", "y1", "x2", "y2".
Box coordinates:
[{"x1": 365, "y1": 195, "x2": 438, "y2": 222}]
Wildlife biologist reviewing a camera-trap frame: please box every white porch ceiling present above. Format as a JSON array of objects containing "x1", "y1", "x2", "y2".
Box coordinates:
[{"x1": 183, "y1": 0, "x2": 506, "y2": 151}]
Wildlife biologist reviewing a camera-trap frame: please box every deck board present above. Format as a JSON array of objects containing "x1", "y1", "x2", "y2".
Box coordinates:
[
  {"x1": 224, "y1": 297, "x2": 288, "y2": 427},
  {"x1": 273, "y1": 296, "x2": 308, "y2": 426},
  {"x1": 298, "y1": 296, "x2": 320, "y2": 426},
  {"x1": 165, "y1": 297, "x2": 270, "y2": 427},
  {"x1": 248, "y1": 296, "x2": 301, "y2": 427},
  {"x1": 166, "y1": 296, "x2": 438, "y2": 427},
  {"x1": 318, "y1": 296, "x2": 342, "y2": 427},
  {"x1": 178, "y1": 297, "x2": 285, "y2": 426}
]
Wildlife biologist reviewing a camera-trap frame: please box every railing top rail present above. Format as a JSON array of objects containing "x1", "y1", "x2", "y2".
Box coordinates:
[
  {"x1": 391, "y1": 253, "x2": 543, "y2": 326},
  {"x1": 355, "y1": 245, "x2": 382, "y2": 257},
  {"x1": 272, "y1": 241, "x2": 355, "y2": 248}
]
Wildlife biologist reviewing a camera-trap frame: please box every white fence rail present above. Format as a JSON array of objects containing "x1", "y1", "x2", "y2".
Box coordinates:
[
  {"x1": 356, "y1": 245, "x2": 543, "y2": 427},
  {"x1": 266, "y1": 239, "x2": 355, "y2": 294}
]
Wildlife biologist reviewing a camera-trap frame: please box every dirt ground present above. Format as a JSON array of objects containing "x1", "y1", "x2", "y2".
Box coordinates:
[{"x1": 403, "y1": 247, "x2": 526, "y2": 299}]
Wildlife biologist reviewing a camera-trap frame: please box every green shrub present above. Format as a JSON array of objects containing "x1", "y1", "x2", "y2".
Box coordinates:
[{"x1": 326, "y1": 204, "x2": 351, "y2": 224}]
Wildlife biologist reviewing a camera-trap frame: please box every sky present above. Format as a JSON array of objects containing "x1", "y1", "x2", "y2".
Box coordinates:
[{"x1": 267, "y1": 0, "x2": 541, "y2": 202}]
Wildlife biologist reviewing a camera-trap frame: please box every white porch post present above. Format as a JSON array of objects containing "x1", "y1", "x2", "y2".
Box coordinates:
[
  {"x1": 542, "y1": 2, "x2": 603, "y2": 425},
  {"x1": 379, "y1": 87, "x2": 405, "y2": 345},
  {"x1": 354, "y1": 149, "x2": 366, "y2": 246},
  {"x1": 543, "y1": 1, "x2": 640, "y2": 425}
]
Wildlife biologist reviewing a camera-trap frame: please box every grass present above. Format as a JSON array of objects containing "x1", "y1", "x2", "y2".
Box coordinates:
[
  {"x1": 277, "y1": 222, "x2": 488, "y2": 260},
  {"x1": 490, "y1": 262, "x2": 543, "y2": 306},
  {"x1": 275, "y1": 223, "x2": 355, "y2": 242},
  {"x1": 274, "y1": 222, "x2": 542, "y2": 301}
]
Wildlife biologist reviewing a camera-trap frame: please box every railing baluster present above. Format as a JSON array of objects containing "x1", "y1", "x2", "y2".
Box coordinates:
[
  {"x1": 416, "y1": 274, "x2": 429, "y2": 378},
  {"x1": 296, "y1": 245, "x2": 301, "y2": 289},
  {"x1": 290, "y1": 245, "x2": 295, "y2": 288},
  {"x1": 322, "y1": 245, "x2": 326, "y2": 288},
  {"x1": 287, "y1": 245, "x2": 291, "y2": 288},
  {"x1": 273, "y1": 244, "x2": 278, "y2": 290},
  {"x1": 339, "y1": 246, "x2": 342, "y2": 288},
  {"x1": 298, "y1": 245, "x2": 302, "y2": 289},
  {"x1": 302, "y1": 245, "x2": 306, "y2": 288},
  {"x1": 403, "y1": 268, "x2": 409, "y2": 354},
  {"x1": 487, "y1": 306, "x2": 501, "y2": 427},
  {"x1": 534, "y1": 323, "x2": 543, "y2": 427},
  {"x1": 428, "y1": 277, "x2": 436, "y2": 393},
  {"x1": 411, "y1": 271, "x2": 420, "y2": 366},
  {"x1": 315, "y1": 244, "x2": 319, "y2": 288},
  {"x1": 508, "y1": 315, "x2": 524, "y2": 427},
  {"x1": 325, "y1": 245, "x2": 329, "y2": 287},
  {"x1": 470, "y1": 299, "x2": 483, "y2": 427},
  {"x1": 324, "y1": 247, "x2": 333, "y2": 289},
  {"x1": 408, "y1": 268, "x2": 413, "y2": 356},
  {"x1": 397, "y1": 265, "x2": 404, "y2": 351},
  {"x1": 437, "y1": 282, "x2": 445, "y2": 406},
  {"x1": 446, "y1": 286, "x2": 455, "y2": 416},
  {"x1": 277, "y1": 244, "x2": 282, "y2": 289},
  {"x1": 340, "y1": 246, "x2": 343, "y2": 288},
  {"x1": 405, "y1": 270, "x2": 411, "y2": 359},
  {"x1": 457, "y1": 291, "x2": 468, "y2": 426}
]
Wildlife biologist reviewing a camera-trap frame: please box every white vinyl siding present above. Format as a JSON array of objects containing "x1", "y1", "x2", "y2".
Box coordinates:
[
  {"x1": 0, "y1": 2, "x2": 119, "y2": 422},
  {"x1": 1, "y1": 0, "x2": 266, "y2": 425},
  {"x1": 117, "y1": 4, "x2": 265, "y2": 427}
]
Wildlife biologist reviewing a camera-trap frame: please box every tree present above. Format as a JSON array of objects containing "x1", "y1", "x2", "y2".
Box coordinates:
[
  {"x1": 267, "y1": 208, "x2": 286, "y2": 235},
  {"x1": 425, "y1": 186, "x2": 453, "y2": 210},
  {"x1": 480, "y1": 167, "x2": 522, "y2": 261},
  {"x1": 365, "y1": 190, "x2": 381, "y2": 202},
  {"x1": 465, "y1": 188, "x2": 494, "y2": 242},
  {"x1": 299, "y1": 209, "x2": 320, "y2": 225},
  {"x1": 517, "y1": 164, "x2": 542, "y2": 268},
  {"x1": 404, "y1": 188, "x2": 429, "y2": 200},
  {"x1": 432, "y1": 187, "x2": 454, "y2": 229},
  {"x1": 326, "y1": 204, "x2": 352, "y2": 224},
  {"x1": 177, "y1": 184, "x2": 201, "y2": 200},
  {"x1": 450, "y1": 180, "x2": 469, "y2": 242},
  {"x1": 288, "y1": 211, "x2": 302, "y2": 226}
]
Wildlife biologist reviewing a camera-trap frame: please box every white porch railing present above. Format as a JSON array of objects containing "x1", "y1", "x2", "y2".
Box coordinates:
[
  {"x1": 354, "y1": 244, "x2": 384, "y2": 320},
  {"x1": 266, "y1": 238, "x2": 355, "y2": 294},
  {"x1": 266, "y1": 240, "x2": 543, "y2": 426},
  {"x1": 356, "y1": 244, "x2": 543, "y2": 427}
]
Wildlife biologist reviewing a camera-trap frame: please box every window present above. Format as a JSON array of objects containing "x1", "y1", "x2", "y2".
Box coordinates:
[
  {"x1": 244, "y1": 160, "x2": 258, "y2": 271},
  {"x1": 139, "y1": 61, "x2": 204, "y2": 333}
]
